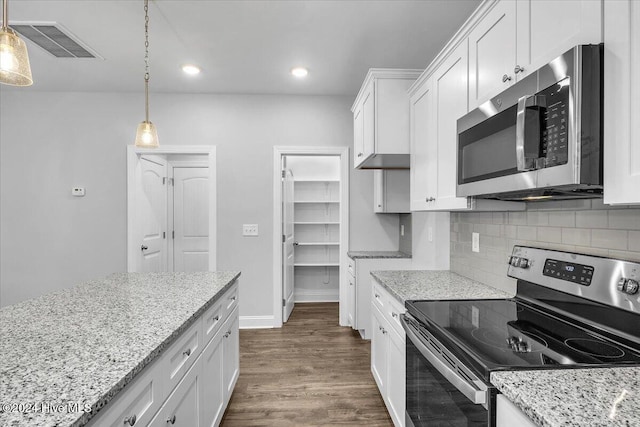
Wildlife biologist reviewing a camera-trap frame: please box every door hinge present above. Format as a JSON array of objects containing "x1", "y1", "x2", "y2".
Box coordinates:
[
  {"x1": 282, "y1": 234, "x2": 285, "y2": 243},
  {"x1": 281, "y1": 170, "x2": 285, "y2": 179},
  {"x1": 162, "y1": 231, "x2": 166, "y2": 239},
  {"x1": 282, "y1": 298, "x2": 286, "y2": 307},
  {"x1": 172, "y1": 230, "x2": 175, "y2": 239},
  {"x1": 162, "y1": 177, "x2": 166, "y2": 185},
  {"x1": 169, "y1": 178, "x2": 174, "y2": 186}
]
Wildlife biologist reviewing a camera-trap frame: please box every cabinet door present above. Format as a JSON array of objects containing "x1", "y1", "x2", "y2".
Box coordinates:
[
  {"x1": 371, "y1": 307, "x2": 388, "y2": 396},
  {"x1": 223, "y1": 308, "x2": 240, "y2": 397},
  {"x1": 410, "y1": 78, "x2": 437, "y2": 211},
  {"x1": 468, "y1": 0, "x2": 517, "y2": 109},
  {"x1": 387, "y1": 328, "x2": 406, "y2": 427},
  {"x1": 516, "y1": 0, "x2": 602, "y2": 80},
  {"x1": 433, "y1": 40, "x2": 472, "y2": 211},
  {"x1": 373, "y1": 170, "x2": 385, "y2": 213},
  {"x1": 348, "y1": 273, "x2": 356, "y2": 328},
  {"x1": 604, "y1": 0, "x2": 640, "y2": 205},
  {"x1": 353, "y1": 105, "x2": 364, "y2": 168},
  {"x1": 200, "y1": 330, "x2": 225, "y2": 427},
  {"x1": 496, "y1": 395, "x2": 537, "y2": 427},
  {"x1": 150, "y1": 362, "x2": 200, "y2": 427},
  {"x1": 362, "y1": 82, "x2": 376, "y2": 162}
]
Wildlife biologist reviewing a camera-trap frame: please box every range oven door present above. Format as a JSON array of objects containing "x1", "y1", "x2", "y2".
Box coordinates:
[{"x1": 402, "y1": 314, "x2": 495, "y2": 426}]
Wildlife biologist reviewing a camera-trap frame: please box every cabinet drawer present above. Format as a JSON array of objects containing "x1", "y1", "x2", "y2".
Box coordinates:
[
  {"x1": 386, "y1": 295, "x2": 406, "y2": 338},
  {"x1": 222, "y1": 284, "x2": 239, "y2": 316},
  {"x1": 149, "y1": 359, "x2": 200, "y2": 427},
  {"x1": 202, "y1": 299, "x2": 224, "y2": 345},
  {"x1": 348, "y1": 260, "x2": 355, "y2": 278},
  {"x1": 372, "y1": 283, "x2": 385, "y2": 312},
  {"x1": 87, "y1": 361, "x2": 162, "y2": 427},
  {"x1": 162, "y1": 318, "x2": 202, "y2": 396}
]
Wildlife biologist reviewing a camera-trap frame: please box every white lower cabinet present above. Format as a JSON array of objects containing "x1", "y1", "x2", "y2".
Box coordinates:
[
  {"x1": 496, "y1": 395, "x2": 537, "y2": 427},
  {"x1": 371, "y1": 281, "x2": 405, "y2": 427},
  {"x1": 88, "y1": 283, "x2": 239, "y2": 427}
]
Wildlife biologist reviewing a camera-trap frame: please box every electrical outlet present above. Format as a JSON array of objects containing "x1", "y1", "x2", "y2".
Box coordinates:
[
  {"x1": 243, "y1": 224, "x2": 259, "y2": 236},
  {"x1": 472, "y1": 232, "x2": 480, "y2": 252},
  {"x1": 400, "y1": 225, "x2": 405, "y2": 236},
  {"x1": 428, "y1": 227, "x2": 433, "y2": 242},
  {"x1": 71, "y1": 187, "x2": 85, "y2": 197}
]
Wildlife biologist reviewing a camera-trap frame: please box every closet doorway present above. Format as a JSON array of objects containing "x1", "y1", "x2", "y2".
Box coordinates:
[
  {"x1": 127, "y1": 146, "x2": 217, "y2": 273},
  {"x1": 273, "y1": 147, "x2": 349, "y2": 328}
]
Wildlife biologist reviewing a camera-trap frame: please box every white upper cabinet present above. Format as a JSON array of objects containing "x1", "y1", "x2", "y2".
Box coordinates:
[
  {"x1": 352, "y1": 69, "x2": 423, "y2": 169},
  {"x1": 469, "y1": 0, "x2": 602, "y2": 110},
  {"x1": 604, "y1": 0, "x2": 640, "y2": 205},
  {"x1": 468, "y1": 0, "x2": 517, "y2": 109},
  {"x1": 516, "y1": 0, "x2": 602, "y2": 81},
  {"x1": 374, "y1": 170, "x2": 410, "y2": 213},
  {"x1": 409, "y1": 77, "x2": 437, "y2": 211}
]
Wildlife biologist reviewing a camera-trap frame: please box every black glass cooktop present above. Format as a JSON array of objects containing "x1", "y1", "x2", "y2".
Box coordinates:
[{"x1": 406, "y1": 298, "x2": 640, "y2": 379}]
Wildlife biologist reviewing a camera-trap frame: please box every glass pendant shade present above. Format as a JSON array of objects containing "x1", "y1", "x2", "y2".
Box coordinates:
[
  {"x1": 135, "y1": 121, "x2": 159, "y2": 147},
  {"x1": 0, "y1": 27, "x2": 33, "y2": 86}
]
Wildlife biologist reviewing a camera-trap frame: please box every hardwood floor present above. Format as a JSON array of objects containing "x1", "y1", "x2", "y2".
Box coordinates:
[{"x1": 220, "y1": 302, "x2": 394, "y2": 426}]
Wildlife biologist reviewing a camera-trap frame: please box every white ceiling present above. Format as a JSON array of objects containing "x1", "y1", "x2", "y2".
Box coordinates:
[{"x1": 4, "y1": 0, "x2": 481, "y2": 95}]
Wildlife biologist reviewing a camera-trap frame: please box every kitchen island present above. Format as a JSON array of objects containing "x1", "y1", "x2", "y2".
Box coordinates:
[{"x1": 0, "y1": 271, "x2": 240, "y2": 427}]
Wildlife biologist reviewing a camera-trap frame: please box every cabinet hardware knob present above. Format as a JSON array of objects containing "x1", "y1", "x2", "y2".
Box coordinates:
[
  {"x1": 140, "y1": 245, "x2": 148, "y2": 251},
  {"x1": 514, "y1": 65, "x2": 525, "y2": 74},
  {"x1": 392, "y1": 312, "x2": 398, "y2": 318},
  {"x1": 166, "y1": 415, "x2": 176, "y2": 424},
  {"x1": 502, "y1": 74, "x2": 512, "y2": 82},
  {"x1": 123, "y1": 415, "x2": 137, "y2": 426},
  {"x1": 374, "y1": 293, "x2": 380, "y2": 298},
  {"x1": 357, "y1": 152, "x2": 363, "y2": 157},
  {"x1": 230, "y1": 296, "x2": 237, "y2": 301},
  {"x1": 183, "y1": 348, "x2": 191, "y2": 357},
  {"x1": 214, "y1": 315, "x2": 219, "y2": 321}
]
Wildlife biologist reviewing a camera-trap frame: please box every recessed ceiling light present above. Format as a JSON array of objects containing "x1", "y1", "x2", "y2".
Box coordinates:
[
  {"x1": 182, "y1": 64, "x2": 201, "y2": 76},
  {"x1": 291, "y1": 67, "x2": 308, "y2": 78}
]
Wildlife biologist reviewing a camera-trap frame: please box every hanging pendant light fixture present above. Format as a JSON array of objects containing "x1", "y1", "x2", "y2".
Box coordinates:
[
  {"x1": 0, "y1": 0, "x2": 33, "y2": 86},
  {"x1": 134, "y1": 0, "x2": 159, "y2": 148}
]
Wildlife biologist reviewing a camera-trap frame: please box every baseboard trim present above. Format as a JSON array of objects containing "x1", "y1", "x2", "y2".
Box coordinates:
[{"x1": 239, "y1": 315, "x2": 275, "y2": 329}]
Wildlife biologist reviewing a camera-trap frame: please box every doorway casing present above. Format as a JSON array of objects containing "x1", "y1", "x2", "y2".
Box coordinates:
[
  {"x1": 127, "y1": 145, "x2": 217, "y2": 272},
  {"x1": 272, "y1": 146, "x2": 349, "y2": 328}
]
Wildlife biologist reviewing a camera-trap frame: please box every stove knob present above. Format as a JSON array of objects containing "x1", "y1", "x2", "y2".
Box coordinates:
[
  {"x1": 510, "y1": 256, "x2": 520, "y2": 266},
  {"x1": 625, "y1": 279, "x2": 639, "y2": 295},
  {"x1": 617, "y1": 278, "x2": 627, "y2": 291},
  {"x1": 518, "y1": 258, "x2": 530, "y2": 269},
  {"x1": 517, "y1": 342, "x2": 530, "y2": 353}
]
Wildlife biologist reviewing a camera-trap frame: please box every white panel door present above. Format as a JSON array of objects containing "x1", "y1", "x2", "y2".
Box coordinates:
[
  {"x1": 282, "y1": 169, "x2": 295, "y2": 322},
  {"x1": 139, "y1": 156, "x2": 167, "y2": 272},
  {"x1": 173, "y1": 167, "x2": 209, "y2": 272}
]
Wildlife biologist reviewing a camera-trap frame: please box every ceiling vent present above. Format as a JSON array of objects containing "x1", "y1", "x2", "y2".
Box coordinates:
[{"x1": 11, "y1": 22, "x2": 101, "y2": 59}]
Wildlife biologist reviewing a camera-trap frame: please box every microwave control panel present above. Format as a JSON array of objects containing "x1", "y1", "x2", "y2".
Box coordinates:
[{"x1": 540, "y1": 80, "x2": 570, "y2": 167}]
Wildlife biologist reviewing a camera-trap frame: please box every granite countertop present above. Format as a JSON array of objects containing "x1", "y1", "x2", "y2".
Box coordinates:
[
  {"x1": 491, "y1": 367, "x2": 640, "y2": 427},
  {"x1": 0, "y1": 271, "x2": 240, "y2": 427},
  {"x1": 370, "y1": 270, "x2": 512, "y2": 304},
  {"x1": 347, "y1": 251, "x2": 412, "y2": 260}
]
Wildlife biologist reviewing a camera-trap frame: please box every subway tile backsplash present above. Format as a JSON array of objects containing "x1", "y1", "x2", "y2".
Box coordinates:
[{"x1": 450, "y1": 200, "x2": 640, "y2": 294}]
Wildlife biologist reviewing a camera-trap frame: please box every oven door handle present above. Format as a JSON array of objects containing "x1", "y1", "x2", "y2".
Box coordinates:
[{"x1": 401, "y1": 315, "x2": 487, "y2": 406}]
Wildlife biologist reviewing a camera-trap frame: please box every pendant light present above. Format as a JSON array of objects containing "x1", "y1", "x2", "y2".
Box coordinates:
[
  {"x1": 134, "y1": 0, "x2": 159, "y2": 148},
  {"x1": 0, "y1": 0, "x2": 33, "y2": 86}
]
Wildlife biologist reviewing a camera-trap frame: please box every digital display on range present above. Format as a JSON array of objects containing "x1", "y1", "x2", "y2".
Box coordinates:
[{"x1": 543, "y1": 259, "x2": 594, "y2": 286}]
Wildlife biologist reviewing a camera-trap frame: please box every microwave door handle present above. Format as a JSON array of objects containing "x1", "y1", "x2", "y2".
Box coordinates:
[
  {"x1": 401, "y1": 315, "x2": 487, "y2": 406},
  {"x1": 516, "y1": 94, "x2": 546, "y2": 171}
]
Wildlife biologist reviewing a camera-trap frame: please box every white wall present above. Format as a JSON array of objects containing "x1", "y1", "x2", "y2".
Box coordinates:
[{"x1": 0, "y1": 91, "x2": 400, "y2": 319}]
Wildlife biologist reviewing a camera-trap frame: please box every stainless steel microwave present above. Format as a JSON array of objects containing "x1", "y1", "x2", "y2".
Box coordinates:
[{"x1": 456, "y1": 44, "x2": 603, "y2": 201}]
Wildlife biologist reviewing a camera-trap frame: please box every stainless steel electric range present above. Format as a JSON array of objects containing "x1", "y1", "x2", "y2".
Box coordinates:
[{"x1": 402, "y1": 246, "x2": 640, "y2": 426}]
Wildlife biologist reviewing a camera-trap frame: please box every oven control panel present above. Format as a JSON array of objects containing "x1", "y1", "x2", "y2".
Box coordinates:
[{"x1": 543, "y1": 259, "x2": 594, "y2": 286}]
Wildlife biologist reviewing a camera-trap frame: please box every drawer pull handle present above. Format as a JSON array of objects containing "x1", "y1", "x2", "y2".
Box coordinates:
[
  {"x1": 183, "y1": 348, "x2": 191, "y2": 357},
  {"x1": 123, "y1": 415, "x2": 137, "y2": 426},
  {"x1": 167, "y1": 415, "x2": 176, "y2": 424},
  {"x1": 392, "y1": 312, "x2": 398, "y2": 318},
  {"x1": 230, "y1": 296, "x2": 237, "y2": 301},
  {"x1": 214, "y1": 315, "x2": 220, "y2": 321},
  {"x1": 502, "y1": 74, "x2": 512, "y2": 82},
  {"x1": 374, "y1": 293, "x2": 380, "y2": 299}
]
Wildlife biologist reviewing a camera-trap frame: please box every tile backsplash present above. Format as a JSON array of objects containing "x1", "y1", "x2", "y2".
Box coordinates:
[{"x1": 450, "y1": 199, "x2": 640, "y2": 294}]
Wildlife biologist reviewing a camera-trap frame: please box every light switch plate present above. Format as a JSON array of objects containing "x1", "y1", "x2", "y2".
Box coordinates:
[
  {"x1": 428, "y1": 227, "x2": 433, "y2": 242},
  {"x1": 400, "y1": 225, "x2": 405, "y2": 236},
  {"x1": 243, "y1": 224, "x2": 258, "y2": 236},
  {"x1": 72, "y1": 187, "x2": 85, "y2": 197},
  {"x1": 472, "y1": 232, "x2": 480, "y2": 252}
]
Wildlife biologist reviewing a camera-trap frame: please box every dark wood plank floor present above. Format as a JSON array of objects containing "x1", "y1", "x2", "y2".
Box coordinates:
[{"x1": 220, "y1": 302, "x2": 393, "y2": 426}]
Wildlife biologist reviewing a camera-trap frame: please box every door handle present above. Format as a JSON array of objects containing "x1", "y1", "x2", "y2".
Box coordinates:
[
  {"x1": 516, "y1": 94, "x2": 546, "y2": 171},
  {"x1": 140, "y1": 245, "x2": 148, "y2": 251}
]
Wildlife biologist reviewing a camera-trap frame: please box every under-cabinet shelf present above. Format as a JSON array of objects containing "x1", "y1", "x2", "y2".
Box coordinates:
[
  {"x1": 294, "y1": 200, "x2": 340, "y2": 204},
  {"x1": 294, "y1": 263, "x2": 340, "y2": 267},
  {"x1": 294, "y1": 221, "x2": 340, "y2": 225}
]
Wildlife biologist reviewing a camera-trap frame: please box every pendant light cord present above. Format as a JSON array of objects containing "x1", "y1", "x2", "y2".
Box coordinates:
[
  {"x1": 144, "y1": 0, "x2": 150, "y2": 123},
  {"x1": 2, "y1": 0, "x2": 9, "y2": 31}
]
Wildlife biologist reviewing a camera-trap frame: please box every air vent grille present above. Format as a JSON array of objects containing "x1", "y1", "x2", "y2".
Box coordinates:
[{"x1": 12, "y1": 23, "x2": 97, "y2": 59}]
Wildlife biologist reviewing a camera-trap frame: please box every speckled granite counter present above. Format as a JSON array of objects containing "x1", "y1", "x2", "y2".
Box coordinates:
[
  {"x1": 0, "y1": 271, "x2": 240, "y2": 427},
  {"x1": 491, "y1": 367, "x2": 640, "y2": 427},
  {"x1": 348, "y1": 251, "x2": 412, "y2": 259},
  {"x1": 370, "y1": 270, "x2": 512, "y2": 304}
]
